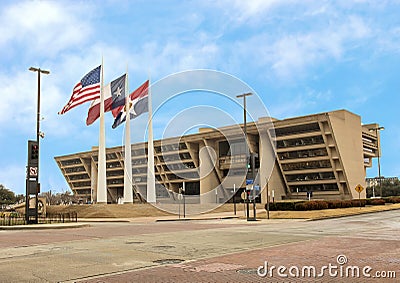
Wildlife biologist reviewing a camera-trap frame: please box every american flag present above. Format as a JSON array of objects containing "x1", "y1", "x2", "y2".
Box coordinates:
[{"x1": 59, "y1": 65, "x2": 101, "y2": 114}]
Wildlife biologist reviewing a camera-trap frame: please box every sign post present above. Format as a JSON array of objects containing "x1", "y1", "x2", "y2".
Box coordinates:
[
  {"x1": 233, "y1": 184, "x2": 236, "y2": 215},
  {"x1": 266, "y1": 181, "x2": 270, "y2": 220},
  {"x1": 355, "y1": 184, "x2": 364, "y2": 209}
]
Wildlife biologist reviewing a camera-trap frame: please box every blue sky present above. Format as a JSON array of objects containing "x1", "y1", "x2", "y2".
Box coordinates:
[{"x1": 1, "y1": 0, "x2": 399, "y2": 195}]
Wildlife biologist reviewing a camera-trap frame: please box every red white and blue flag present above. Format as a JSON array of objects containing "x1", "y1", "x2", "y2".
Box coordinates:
[
  {"x1": 86, "y1": 74, "x2": 126, "y2": 126},
  {"x1": 59, "y1": 65, "x2": 101, "y2": 115},
  {"x1": 112, "y1": 80, "x2": 149, "y2": 129}
]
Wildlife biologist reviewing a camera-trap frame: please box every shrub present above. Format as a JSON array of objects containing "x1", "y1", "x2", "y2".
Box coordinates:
[
  {"x1": 368, "y1": 198, "x2": 386, "y2": 206},
  {"x1": 327, "y1": 200, "x2": 342, "y2": 209},
  {"x1": 342, "y1": 200, "x2": 355, "y2": 208},
  {"x1": 385, "y1": 197, "x2": 400, "y2": 204},
  {"x1": 350, "y1": 199, "x2": 366, "y2": 207},
  {"x1": 294, "y1": 201, "x2": 329, "y2": 211}
]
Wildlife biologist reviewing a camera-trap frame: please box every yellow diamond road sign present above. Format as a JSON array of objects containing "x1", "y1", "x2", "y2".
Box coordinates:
[{"x1": 355, "y1": 184, "x2": 364, "y2": 193}]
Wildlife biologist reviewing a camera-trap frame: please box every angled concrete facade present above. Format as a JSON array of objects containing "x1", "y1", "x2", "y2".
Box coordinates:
[{"x1": 54, "y1": 109, "x2": 381, "y2": 203}]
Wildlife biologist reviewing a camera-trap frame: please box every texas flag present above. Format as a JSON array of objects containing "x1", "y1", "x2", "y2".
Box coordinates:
[
  {"x1": 112, "y1": 80, "x2": 149, "y2": 129},
  {"x1": 86, "y1": 74, "x2": 126, "y2": 126}
]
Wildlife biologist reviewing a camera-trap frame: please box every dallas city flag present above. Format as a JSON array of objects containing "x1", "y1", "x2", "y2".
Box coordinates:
[
  {"x1": 112, "y1": 80, "x2": 149, "y2": 129},
  {"x1": 59, "y1": 65, "x2": 101, "y2": 114},
  {"x1": 86, "y1": 74, "x2": 126, "y2": 125}
]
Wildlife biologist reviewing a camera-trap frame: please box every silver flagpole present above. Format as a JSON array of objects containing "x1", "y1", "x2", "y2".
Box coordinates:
[
  {"x1": 146, "y1": 74, "x2": 156, "y2": 203},
  {"x1": 124, "y1": 66, "x2": 133, "y2": 203},
  {"x1": 97, "y1": 57, "x2": 107, "y2": 203}
]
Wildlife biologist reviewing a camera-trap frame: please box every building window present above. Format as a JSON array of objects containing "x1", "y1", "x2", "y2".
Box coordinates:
[
  {"x1": 278, "y1": 148, "x2": 328, "y2": 160},
  {"x1": 106, "y1": 161, "x2": 121, "y2": 168},
  {"x1": 277, "y1": 135, "x2": 324, "y2": 148},
  {"x1": 286, "y1": 172, "x2": 335, "y2": 182},
  {"x1": 69, "y1": 174, "x2": 89, "y2": 180},
  {"x1": 65, "y1": 166, "x2": 85, "y2": 173},
  {"x1": 282, "y1": 160, "x2": 332, "y2": 171},
  {"x1": 106, "y1": 153, "x2": 118, "y2": 160},
  {"x1": 290, "y1": 183, "x2": 339, "y2": 192},
  {"x1": 272, "y1": 122, "x2": 320, "y2": 137},
  {"x1": 61, "y1": 159, "x2": 81, "y2": 166},
  {"x1": 72, "y1": 181, "x2": 91, "y2": 187}
]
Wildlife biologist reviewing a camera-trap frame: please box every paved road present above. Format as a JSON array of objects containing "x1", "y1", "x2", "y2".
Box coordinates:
[{"x1": 0, "y1": 210, "x2": 399, "y2": 282}]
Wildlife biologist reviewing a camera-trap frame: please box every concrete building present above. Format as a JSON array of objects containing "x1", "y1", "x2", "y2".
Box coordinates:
[{"x1": 55, "y1": 109, "x2": 381, "y2": 203}]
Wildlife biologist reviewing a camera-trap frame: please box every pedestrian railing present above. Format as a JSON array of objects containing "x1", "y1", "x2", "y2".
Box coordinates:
[{"x1": 0, "y1": 212, "x2": 78, "y2": 226}]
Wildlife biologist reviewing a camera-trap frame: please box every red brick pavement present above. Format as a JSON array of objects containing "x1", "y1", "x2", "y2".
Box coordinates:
[{"x1": 81, "y1": 235, "x2": 399, "y2": 283}]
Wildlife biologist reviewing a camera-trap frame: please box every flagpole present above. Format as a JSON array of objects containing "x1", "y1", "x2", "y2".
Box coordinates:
[
  {"x1": 147, "y1": 74, "x2": 156, "y2": 203},
  {"x1": 124, "y1": 66, "x2": 133, "y2": 203},
  {"x1": 97, "y1": 57, "x2": 107, "y2": 204}
]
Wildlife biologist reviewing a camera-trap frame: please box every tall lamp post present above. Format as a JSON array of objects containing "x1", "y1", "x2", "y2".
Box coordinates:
[
  {"x1": 28, "y1": 67, "x2": 50, "y2": 223},
  {"x1": 236, "y1": 92, "x2": 254, "y2": 221},
  {"x1": 369, "y1": 126, "x2": 384, "y2": 197}
]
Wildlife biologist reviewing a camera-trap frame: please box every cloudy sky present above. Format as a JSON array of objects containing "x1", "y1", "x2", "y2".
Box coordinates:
[{"x1": 1, "y1": 0, "x2": 399, "y2": 195}]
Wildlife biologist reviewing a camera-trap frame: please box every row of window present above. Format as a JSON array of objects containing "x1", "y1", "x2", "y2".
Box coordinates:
[
  {"x1": 277, "y1": 135, "x2": 324, "y2": 148},
  {"x1": 65, "y1": 166, "x2": 86, "y2": 173},
  {"x1": 158, "y1": 152, "x2": 192, "y2": 162},
  {"x1": 286, "y1": 172, "x2": 335, "y2": 182},
  {"x1": 290, "y1": 183, "x2": 339, "y2": 192},
  {"x1": 108, "y1": 179, "x2": 123, "y2": 185},
  {"x1": 282, "y1": 160, "x2": 332, "y2": 171},
  {"x1": 278, "y1": 148, "x2": 328, "y2": 160},
  {"x1": 272, "y1": 122, "x2": 321, "y2": 137},
  {"x1": 106, "y1": 162, "x2": 121, "y2": 169},
  {"x1": 155, "y1": 143, "x2": 188, "y2": 153},
  {"x1": 93, "y1": 153, "x2": 122, "y2": 161},
  {"x1": 107, "y1": 170, "x2": 124, "y2": 177},
  {"x1": 69, "y1": 174, "x2": 89, "y2": 181},
  {"x1": 60, "y1": 159, "x2": 81, "y2": 166},
  {"x1": 162, "y1": 162, "x2": 196, "y2": 171},
  {"x1": 72, "y1": 181, "x2": 91, "y2": 187}
]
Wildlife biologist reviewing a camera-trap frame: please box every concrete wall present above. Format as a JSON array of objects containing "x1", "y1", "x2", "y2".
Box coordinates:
[{"x1": 328, "y1": 110, "x2": 366, "y2": 198}]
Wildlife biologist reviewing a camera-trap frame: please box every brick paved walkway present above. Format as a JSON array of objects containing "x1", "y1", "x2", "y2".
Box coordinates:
[{"x1": 81, "y1": 234, "x2": 399, "y2": 283}]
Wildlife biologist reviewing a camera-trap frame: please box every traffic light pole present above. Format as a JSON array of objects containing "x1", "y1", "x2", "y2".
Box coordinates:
[{"x1": 27, "y1": 67, "x2": 49, "y2": 224}]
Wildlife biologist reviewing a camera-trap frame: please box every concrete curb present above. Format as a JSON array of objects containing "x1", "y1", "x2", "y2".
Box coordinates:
[
  {"x1": 0, "y1": 223, "x2": 90, "y2": 230},
  {"x1": 308, "y1": 206, "x2": 400, "y2": 221},
  {"x1": 155, "y1": 216, "x2": 239, "y2": 222}
]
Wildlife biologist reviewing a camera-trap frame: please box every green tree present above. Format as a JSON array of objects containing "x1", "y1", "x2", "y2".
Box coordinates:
[
  {"x1": 0, "y1": 184, "x2": 16, "y2": 206},
  {"x1": 367, "y1": 179, "x2": 400, "y2": 197}
]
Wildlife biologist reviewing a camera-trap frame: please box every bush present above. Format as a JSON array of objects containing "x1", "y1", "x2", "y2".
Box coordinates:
[
  {"x1": 350, "y1": 199, "x2": 366, "y2": 207},
  {"x1": 264, "y1": 198, "x2": 387, "y2": 212},
  {"x1": 385, "y1": 197, "x2": 400, "y2": 204},
  {"x1": 294, "y1": 201, "x2": 329, "y2": 211},
  {"x1": 327, "y1": 200, "x2": 342, "y2": 209},
  {"x1": 367, "y1": 198, "x2": 386, "y2": 206}
]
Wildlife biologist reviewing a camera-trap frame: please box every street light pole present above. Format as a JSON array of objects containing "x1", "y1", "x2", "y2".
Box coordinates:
[
  {"x1": 236, "y1": 92, "x2": 253, "y2": 221},
  {"x1": 369, "y1": 126, "x2": 384, "y2": 197},
  {"x1": 28, "y1": 67, "x2": 50, "y2": 223}
]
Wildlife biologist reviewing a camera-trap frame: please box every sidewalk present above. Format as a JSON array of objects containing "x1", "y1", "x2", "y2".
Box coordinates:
[
  {"x1": 0, "y1": 222, "x2": 90, "y2": 230},
  {"x1": 2, "y1": 203, "x2": 399, "y2": 229}
]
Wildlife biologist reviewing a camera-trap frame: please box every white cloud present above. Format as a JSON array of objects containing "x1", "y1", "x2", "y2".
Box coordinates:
[
  {"x1": 0, "y1": 71, "x2": 37, "y2": 131},
  {"x1": 228, "y1": 13, "x2": 371, "y2": 81},
  {"x1": 0, "y1": 1, "x2": 93, "y2": 56},
  {"x1": 228, "y1": 0, "x2": 289, "y2": 23}
]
